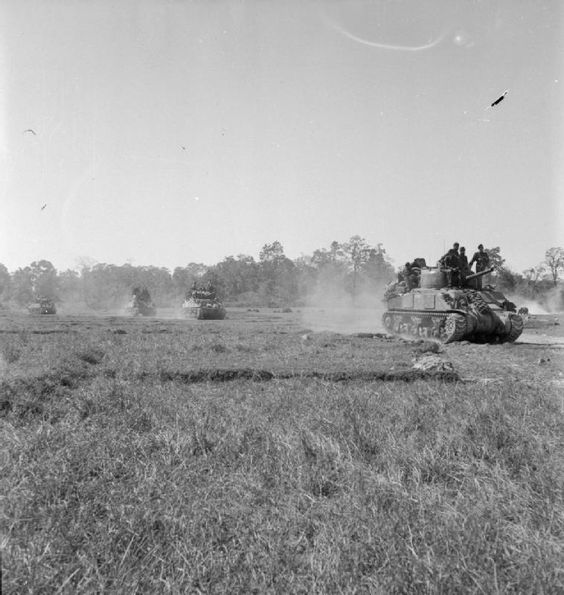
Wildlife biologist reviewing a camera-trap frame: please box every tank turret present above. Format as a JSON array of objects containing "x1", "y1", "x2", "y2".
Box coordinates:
[{"x1": 383, "y1": 264, "x2": 523, "y2": 343}]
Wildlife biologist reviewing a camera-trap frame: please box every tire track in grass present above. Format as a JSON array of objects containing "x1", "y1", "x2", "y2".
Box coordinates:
[{"x1": 151, "y1": 368, "x2": 460, "y2": 384}]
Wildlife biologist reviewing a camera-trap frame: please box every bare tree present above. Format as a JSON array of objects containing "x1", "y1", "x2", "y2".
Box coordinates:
[{"x1": 544, "y1": 247, "x2": 564, "y2": 286}]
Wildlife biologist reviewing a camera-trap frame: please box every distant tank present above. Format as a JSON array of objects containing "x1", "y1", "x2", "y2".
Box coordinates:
[
  {"x1": 383, "y1": 265, "x2": 523, "y2": 343},
  {"x1": 28, "y1": 297, "x2": 57, "y2": 315},
  {"x1": 182, "y1": 287, "x2": 226, "y2": 320},
  {"x1": 126, "y1": 287, "x2": 156, "y2": 317}
]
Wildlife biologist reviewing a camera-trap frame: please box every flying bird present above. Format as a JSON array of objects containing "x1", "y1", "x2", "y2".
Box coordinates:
[
  {"x1": 23, "y1": 128, "x2": 37, "y2": 135},
  {"x1": 488, "y1": 90, "x2": 509, "y2": 109},
  {"x1": 181, "y1": 146, "x2": 187, "y2": 151},
  {"x1": 41, "y1": 203, "x2": 47, "y2": 210}
]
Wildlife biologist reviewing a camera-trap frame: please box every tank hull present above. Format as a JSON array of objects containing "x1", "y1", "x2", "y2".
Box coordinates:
[
  {"x1": 28, "y1": 301, "x2": 57, "y2": 315},
  {"x1": 182, "y1": 299, "x2": 226, "y2": 320},
  {"x1": 383, "y1": 288, "x2": 523, "y2": 343}
]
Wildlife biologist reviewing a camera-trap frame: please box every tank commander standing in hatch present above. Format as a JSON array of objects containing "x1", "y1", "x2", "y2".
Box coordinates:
[
  {"x1": 401, "y1": 262, "x2": 418, "y2": 290},
  {"x1": 439, "y1": 242, "x2": 460, "y2": 267}
]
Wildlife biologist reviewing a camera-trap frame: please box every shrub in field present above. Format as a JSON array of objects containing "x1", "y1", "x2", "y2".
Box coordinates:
[{"x1": 77, "y1": 347, "x2": 105, "y2": 365}]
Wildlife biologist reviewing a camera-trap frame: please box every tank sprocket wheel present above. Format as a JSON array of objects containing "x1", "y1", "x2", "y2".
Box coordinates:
[
  {"x1": 501, "y1": 314, "x2": 524, "y2": 343},
  {"x1": 442, "y1": 313, "x2": 467, "y2": 344}
]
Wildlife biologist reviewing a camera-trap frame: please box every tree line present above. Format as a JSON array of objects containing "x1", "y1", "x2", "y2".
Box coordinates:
[{"x1": 0, "y1": 241, "x2": 562, "y2": 311}]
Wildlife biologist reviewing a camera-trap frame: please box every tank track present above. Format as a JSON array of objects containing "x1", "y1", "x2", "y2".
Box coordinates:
[
  {"x1": 501, "y1": 314, "x2": 524, "y2": 343},
  {"x1": 383, "y1": 310, "x2": 468, "y2": 343},
  {"x1": 442, "y1": 314, "x2": 467, "y2": 343}
]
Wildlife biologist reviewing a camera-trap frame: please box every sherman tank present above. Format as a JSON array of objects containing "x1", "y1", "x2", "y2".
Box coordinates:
[
  {"x1": 126, "y1": 287, "x2": 156, "y2": 317},
  {"x1": 181, "y1": 288, "x2": 226, "y2": 320},
  {"x1": 383, "y1": 266, "x2": 524, "y2": 343},
  {"x1": 28, "y1": 297, "x2": 57, "y2": 315}
]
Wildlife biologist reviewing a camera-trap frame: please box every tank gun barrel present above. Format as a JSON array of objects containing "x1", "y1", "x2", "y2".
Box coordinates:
[{"x1": 464, "y1": 266, "x2": 494, "y2": 281}]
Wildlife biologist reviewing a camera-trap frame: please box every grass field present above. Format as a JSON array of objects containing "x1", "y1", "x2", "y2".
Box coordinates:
[{"x1": 1, "y1": 307, "x2": 563, "y2": 593}]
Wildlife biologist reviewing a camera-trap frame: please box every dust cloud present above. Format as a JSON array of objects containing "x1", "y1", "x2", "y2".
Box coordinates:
[{"x1": 300, "y1": 281, "x2": 388, "y2": 335}]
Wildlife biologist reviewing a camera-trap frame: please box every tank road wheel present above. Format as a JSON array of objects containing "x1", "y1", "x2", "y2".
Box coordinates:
[
  {"x1": 442, "y1": 314, "x2": 467, "y2": 344},
  {"x1": 431, "y1": 317, "x2": 443, "y2": 339},
  {"x1": 409, "y1": 316, "x2": 423, "y2": 338},
  {"x1": 382, "y1": 313, "x2": 394, "y2": 333},
  {"x1": 501, "y1": 314, "x2": 524, "y2": 343}
]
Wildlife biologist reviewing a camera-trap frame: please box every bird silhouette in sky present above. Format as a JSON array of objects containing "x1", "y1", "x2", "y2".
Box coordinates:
[
  {"x1": 488, "y1": 90, "x2": 509, "y2": 109},
  {"x1": 24, "y1": 128, "x2": 37, "y2": 135},
  {"x1": 41, "y1": 203, "x2": 47, "y2": 210},
  {"x1": 181, "y1": 146, "x2": 187, "y2": 151}
]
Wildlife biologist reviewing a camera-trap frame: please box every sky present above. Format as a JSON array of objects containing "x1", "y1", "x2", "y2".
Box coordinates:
[{"x1": 1, "y1": 0, "x2": 563, "y2": 274}]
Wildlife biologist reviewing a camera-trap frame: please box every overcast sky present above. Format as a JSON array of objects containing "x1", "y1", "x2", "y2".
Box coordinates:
[{"x1": 1, "y1": 0, "x2": 562, "y2": 273}]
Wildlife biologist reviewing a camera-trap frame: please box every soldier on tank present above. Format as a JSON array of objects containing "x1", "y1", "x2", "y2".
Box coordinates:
[
  {"x1": 401, "y1": 263, "x2": 412, "y2": 289},
  {"x1": 441, "y1": 249, "x2": 461, "y2": 288},
  {"x1": 206, "y1": 281, "x2": 216, "y2": 300},
  {"x1": 469, "y1": 244, "x2": 490, "y2": 273},
  {"x1": 459, "y1": 247, "x2": 470, "y2": 282},
  {"x1": 439, "y1": 242, "x2": 460, "y2": 266}
]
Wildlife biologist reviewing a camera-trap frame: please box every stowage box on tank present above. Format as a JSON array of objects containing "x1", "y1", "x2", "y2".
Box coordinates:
[{"x1": 383, "y1": 266, "x2": 524, "y2": 344}]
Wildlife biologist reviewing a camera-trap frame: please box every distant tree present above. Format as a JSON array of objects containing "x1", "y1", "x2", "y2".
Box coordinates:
[
  {"x1": 311, "y1": 241, "x2": 345, "y2": 268},
  {"x1": 495, "y1": 267, "x2": 521, "y2": 293},
  {"x1": 58, "y1": 269, "x2": 82, "y2": 303},
  {"x1": 361, "y1": 244, "x2": 395, "y2": 287},
  {"x1": 11, "y1": 267, "x2": 34, "y2": 305},
  {"x1": 292, "y1": 255, "x2": 318, "y2": 302},
  {"x1": 212, "y1": 254, "x2": 258, "y2": 300},
  {"x1": 29, "y1": 260, "x2": 58, "y2": 299},
  {"x1": 341, "y1": 236, "x2": 373, "y2": 296},
  {"x1": 258, "y1": 241, "x2": 297, "y2": 304},
  {"x1": 485, "y1": 247, "x2": 505, "y2": 272},
  {"x1": 544, "y1": 247, "x2": 564, "y2": 286},
  {"x1": 0, "y1": 263, "x2": 11, "y2": 301},
  {"x1": 259, "y1": 241, "x2": 286, "y2": 264},
  {"x1": 172, "y1": 263, "x2": 208, "y2": 298},
  {"x1": 341, "y1": 236, "x2": 395, "y2": 296},
  {"x1": 82, "y1": 264, "x2": 123, "y2": 309}
]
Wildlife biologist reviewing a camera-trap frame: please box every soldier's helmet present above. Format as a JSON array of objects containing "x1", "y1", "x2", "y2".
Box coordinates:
[
  {"x1": 478, "y1": 244, "x2": 484, "y2": 250},
  {"x1": 453, "y1": 242, "x2": 460, "y2": 249}
]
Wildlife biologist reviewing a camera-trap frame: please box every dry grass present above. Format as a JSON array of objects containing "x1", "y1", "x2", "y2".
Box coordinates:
[{"x1": 1, "y1": 309, "x2": 563, "y2": 593}]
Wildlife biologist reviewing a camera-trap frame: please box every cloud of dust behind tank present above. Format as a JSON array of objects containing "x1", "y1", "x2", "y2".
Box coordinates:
[
  {"x1": 504, "y1": 295, "x2": 549, "y2": 316},
  {"x1": 542, "y1": 286, "x2": 564, "y2": 314},
  {"x1": 503, "y1": 286, "x2": 564, "y2": 316},
  {"x1": 300, "y1": 275, "x2": 390, "y2": 335}
]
